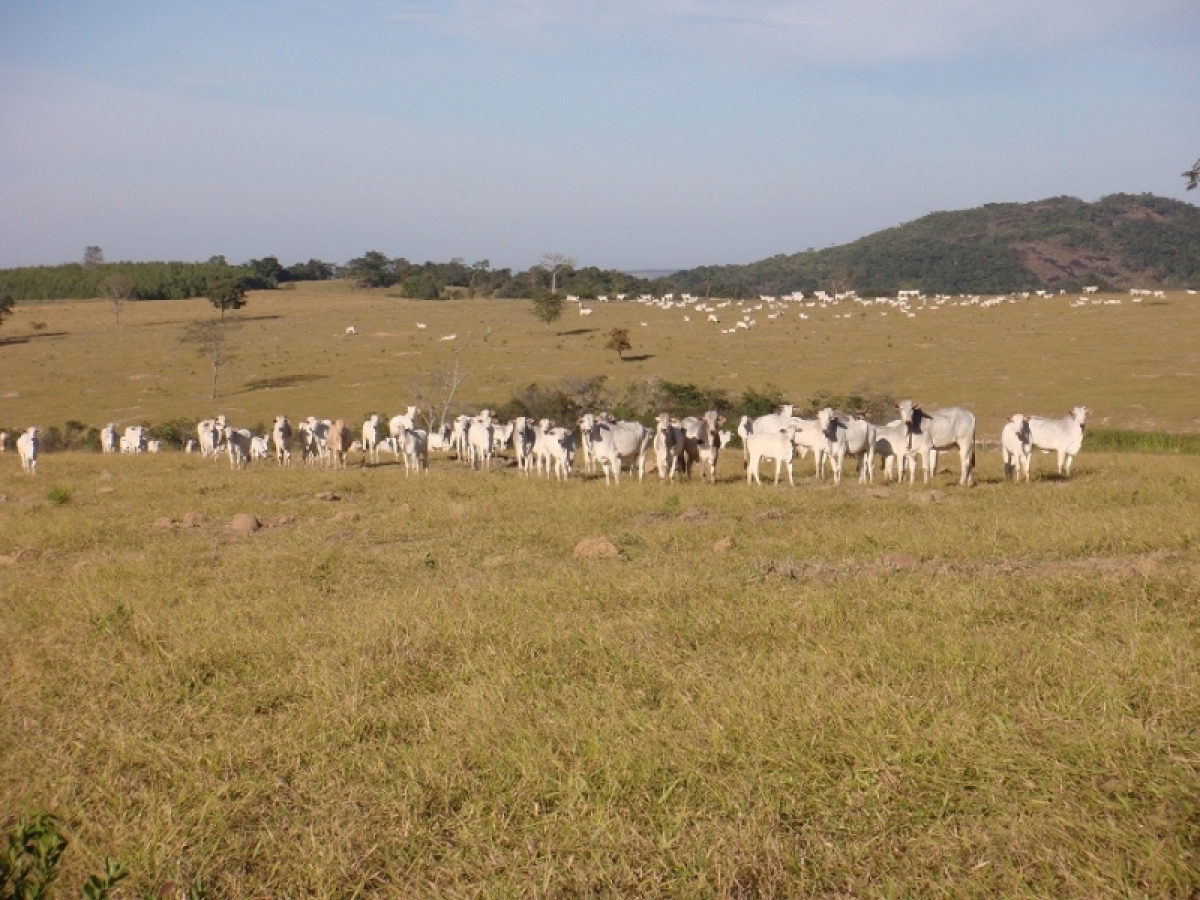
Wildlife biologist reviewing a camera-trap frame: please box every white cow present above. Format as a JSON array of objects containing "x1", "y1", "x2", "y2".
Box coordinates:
[
  {"x1": 196, "y1": 419, "x2": 219, "y2": 459},
  {"x1": 467, "y1": 411, "x2": 494, "y2": 470},
  {"x1": 389, "y1": 407, "x2": 418, "y2": 443},
  {"x1": 531, "y1": 419, "x2": 557, "y2": 477},
  {"x1": 818, "y1": 409, "x2": 877, "y2": 485},
  {"x1": 789, "y1": 416, "x2": 830, "y2": 478},
  {"x1": 147, "y1": 439, "x2": 163, "y2": 454},
  {"x1": 512, "y1": 416, "x2": 536, "y2": 474},
  {"x1": 326, "y1": 420, "x2": 353, "y2": 470},
  {"x1": 250, "y1": 434, "x2": 271, "y2": 461},
  {"x1": 746, "y1": 425, "x2": 797, "y2": 486},
  {"x1": 272, "y1": 415, "x2": 293, "y2": 466},
  {"x1": 1027, "y1": 406, "x2": 1089, "y2": 476},
  {"x1": 537, "y1": 425, "x2": 575, "y2": 482},
  {"x1": 121, "y1": 425, "x2": 147, "y2": 454},
  {"x1": 299, "y1": 417, "x2": 332, "y2": 466},
  {"x1": 1001, "y1": 413, "x2": 1033, "y2": 483},
  {"x1": 653, "y1": 412, "x2": 685, "y2": 480},
  {"x1": 678, "y1": 410, "x2": 724, "y2": 484},
  {"x1": 751, "y1": 405, "x2": 795, "y2": 439},
  {"x1": 492, "y1": 421, "x2": 514, "y2": 455},
  {"x1": 897, "y1": 400, "x2": 976, "y2": 486},
  {"x1": 225, "y1": 427, "x2": 253, "y2": 470},
  {"x1": 579, "y1": 414, "x2": 652, "y2": 485},
  {"x1": 16, "y1": 427, "x2": 39, "y2": 474},
  {"x1": 426, "y1": 422, "x2": 453, "y2": 453},
  {"x1": 100, "y1": 424, "x2": 119, "y2": 454},
  {"x1": 184, "y1": 439, "x2": 198, "y2": 454},
  {"x1": 450, "y1": 414, "x2": 471, "y2": 462},
  {"x1": 362, "y1": 414, "x2": 383, "y2": 464},
  {"x1": 737, "y1": 416, "x2": 753, "y2": 461},
  {"x1": 400, "y1": 427, "x2": 429, "y2": 475},
  {"x1": 0, "y1": 431, "x2": 6, "y2": 453},
  {"x1": 872, "y1": 420, "x2": 911, "y2": 483}
]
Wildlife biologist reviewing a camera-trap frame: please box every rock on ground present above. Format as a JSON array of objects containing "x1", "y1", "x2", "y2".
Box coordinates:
[{"x1": 574, "y1": 536, "x2": 621, "y2": 560}]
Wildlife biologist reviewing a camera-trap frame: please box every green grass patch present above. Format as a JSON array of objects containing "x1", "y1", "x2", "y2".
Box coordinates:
[{"x1": 1086, "y1": 428, "x2": 1200, "y2": 454}]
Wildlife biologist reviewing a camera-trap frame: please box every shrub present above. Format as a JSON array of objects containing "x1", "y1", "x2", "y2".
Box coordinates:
[
  {"x1": 0, "y1": 811, "x2": 126, "y2": 900},
  {"x1": 46, "y1": 485, "x2": 72, "y2": 506}
]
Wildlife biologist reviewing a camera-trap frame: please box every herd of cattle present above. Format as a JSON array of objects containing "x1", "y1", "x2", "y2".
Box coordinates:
[{"x1": 4, "y1": 403, "x2": 1090, "y2": 487}]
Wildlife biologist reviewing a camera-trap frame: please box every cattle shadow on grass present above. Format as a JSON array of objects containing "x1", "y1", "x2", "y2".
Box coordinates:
[
  {"x1": 0, "y1": 332, "x2": 68, "y2": 346},
  {"x1": 622, "y1": 354, "x2": 655, "y2": 362},
  {"x1": 239, "y1": 373, "x2": 330, "y2": 393},
  {"x1": 557, "y1": 328, "x2": 597, "y2": 337}
]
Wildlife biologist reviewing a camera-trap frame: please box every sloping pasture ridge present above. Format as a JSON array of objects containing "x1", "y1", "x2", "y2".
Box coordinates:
[{"x1": 2, "y1": 283, "x2": 1198, "y2": 433}]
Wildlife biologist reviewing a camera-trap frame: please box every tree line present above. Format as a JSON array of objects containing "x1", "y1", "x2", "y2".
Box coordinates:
[
  {"x1": 341, "y1": 251, "x2": 658, "y2": 300},
  {"x1": 0, "y1": 253, "x2": 333, "y2": 303}
]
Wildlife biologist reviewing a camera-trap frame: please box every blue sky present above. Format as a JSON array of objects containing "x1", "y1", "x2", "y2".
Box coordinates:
[{"x1": 1, "y1": 1, "x2": 1197, "y2": 271}]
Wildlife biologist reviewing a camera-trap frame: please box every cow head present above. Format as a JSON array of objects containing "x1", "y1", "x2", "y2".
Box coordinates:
[
  {"x1": 817, "y1": 408, "x2": 835, "y2": 435},
  {"x1": 1071, "y1": 406, "x2": 1090, "y2": 428}
]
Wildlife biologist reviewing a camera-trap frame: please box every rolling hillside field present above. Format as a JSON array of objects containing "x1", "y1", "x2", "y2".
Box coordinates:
[{"x1": 2, "y1": 284, "x2": 1200, "y2": 897}]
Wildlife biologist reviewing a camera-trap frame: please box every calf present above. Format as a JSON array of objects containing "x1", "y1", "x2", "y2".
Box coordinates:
[
  {"x1": 745, "y1": 426, "x2": 796, "y2": 486},
  {"x1": 225, "y1": 427, "x2": 253, "y2": 470},
  {"x1": 1001, "y1": 413, "x2": 1033, "y2": 482}
]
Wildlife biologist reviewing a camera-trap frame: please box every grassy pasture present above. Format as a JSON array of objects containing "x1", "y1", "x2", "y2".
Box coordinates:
[
  {"x1": 3, "y1": 287, "x2": 1200, "y2": 897},
  {"x1": 1, "y1": 284, "x2": 1199, "y2": 433}
]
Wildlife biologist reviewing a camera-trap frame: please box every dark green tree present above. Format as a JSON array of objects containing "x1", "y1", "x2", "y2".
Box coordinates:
[
  {"x1": 605, "y1": 327, "x2": 631, "y2": 360},
  {"x1": 286, "y1": 258, "x2": 333, "y2": 281},
  {"x1": 247, "y1": 256, "x2": 286, "y2": 288},
  {"x1": 530, "y1": 292, "x2": 564, "y2": 331},
  {"x1": 345, "y1": 251, "x2": 396, "y2": 288},
  {"x1": 83, "y1": 245, "x2": 104, "y2": 269},
  {"x1": 206, "y1": 277, "x2": 247, "y2": 319},
  {"x1": 1185, "y1": 158, "x2": 1200, "y2": 190},
  {"x1": 0, "y1": 292, "x2": 13, "y2": 328}
]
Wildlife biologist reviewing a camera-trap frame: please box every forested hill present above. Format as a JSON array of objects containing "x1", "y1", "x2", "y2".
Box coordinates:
[{"x1": 671, "y1": 194, "x2": 1200, "y2": 297}]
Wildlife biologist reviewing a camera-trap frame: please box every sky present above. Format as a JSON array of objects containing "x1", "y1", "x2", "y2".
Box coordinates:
[{"x1": 1, "y1": 1, "x2": 1198, "y2": 272}]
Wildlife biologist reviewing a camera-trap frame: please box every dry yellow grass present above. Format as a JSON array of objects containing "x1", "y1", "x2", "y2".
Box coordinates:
[
  {"x1": 2, "y1": 283, "x2": 1198, "y2": 433},
  {"x1": 2, "y1": 286, "x2": 1199, "y2": 897}
]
